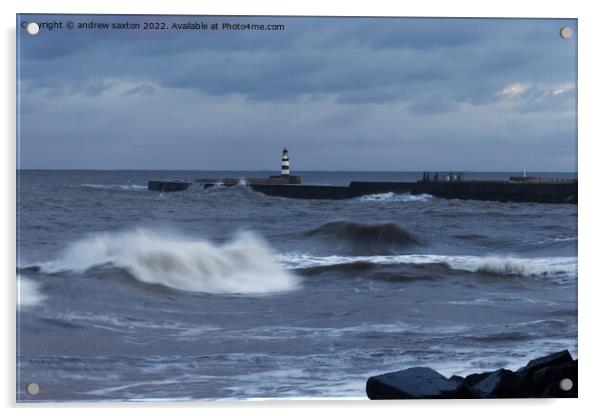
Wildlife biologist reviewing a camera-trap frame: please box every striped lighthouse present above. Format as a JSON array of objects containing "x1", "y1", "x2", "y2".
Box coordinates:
[{"x1": 281, "y1": 148, "x2": 290, "y2": 176}]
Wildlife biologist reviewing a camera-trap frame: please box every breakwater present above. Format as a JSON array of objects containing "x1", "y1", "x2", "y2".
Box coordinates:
[{"x1": 148, "y1": 178, "x2": 577, "y2": 204}]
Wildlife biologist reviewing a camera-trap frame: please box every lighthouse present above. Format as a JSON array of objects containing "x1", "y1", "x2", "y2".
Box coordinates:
[{"x1": 281, "y1": 148, "x2": 290, "y2": 176}]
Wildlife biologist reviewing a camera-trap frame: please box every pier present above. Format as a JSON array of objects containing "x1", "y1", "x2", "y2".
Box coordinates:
[{"x1": 147, "y1": 150, "x2": 577, "y2": 204}]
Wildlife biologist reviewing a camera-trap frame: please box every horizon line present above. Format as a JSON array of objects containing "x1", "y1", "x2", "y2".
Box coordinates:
[{"x1": 15, "y1": 168, "x2": 578, "y2": 173}]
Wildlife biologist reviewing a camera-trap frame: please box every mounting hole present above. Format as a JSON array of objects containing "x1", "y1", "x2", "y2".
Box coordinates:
[
  {"x1": 26, "y1": 22, "x2": 40, "y2": 36},
  {"x1": 25, "y1": 383, "x2": 40, "y2": 396},
  {"x1": 559, "y1": 378, "x2": 573, "y2": 391},
  {"x1": 559, "y1": 26, "x2": 573, "y2": 39}
]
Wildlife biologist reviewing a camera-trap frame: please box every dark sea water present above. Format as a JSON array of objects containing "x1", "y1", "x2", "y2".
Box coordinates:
[{"x1": 16, "y1": 170, "x2": 578, "y2": 402}]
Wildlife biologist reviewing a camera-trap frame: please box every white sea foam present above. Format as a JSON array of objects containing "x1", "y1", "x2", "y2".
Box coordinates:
[
  {"x1": 42, "y1": 229, "x2": 299, "y2": 294},
  {"x1": 17, "y1": 275, "x2": 46, "y2": 307},
  {"x1": 276, "y1": 253, "x2": 577, "y2": 280},
  {"x1": 81, "y1": 183, "x2": 147, "y2": 191},
  {"x1": 357, "y1": 192, "x2": 433, "y2": 202}
]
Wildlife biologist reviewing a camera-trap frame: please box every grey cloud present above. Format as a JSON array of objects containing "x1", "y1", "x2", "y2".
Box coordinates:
[
  {"x1": 121, "y1": 83, "x2": 156, "y2": 96},
  {"x1": 16, "y1": 15, "x2": 577, "y2": 170},
  {"x1": 20, "y1": 16, "x2": 576, "y2": 114},
  {"x1": 407, "y1": 93, "x2": 460, "y2": 114}
]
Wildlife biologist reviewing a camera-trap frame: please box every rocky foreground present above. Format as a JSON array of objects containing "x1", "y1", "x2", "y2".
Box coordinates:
[{"x1": 366, "y1": 350, "x2": 577, "y2": 399}]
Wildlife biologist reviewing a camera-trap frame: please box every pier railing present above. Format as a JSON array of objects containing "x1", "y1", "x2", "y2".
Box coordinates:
[{"x1": 420, "y1": 172, "x2": 465, "y2": 183}]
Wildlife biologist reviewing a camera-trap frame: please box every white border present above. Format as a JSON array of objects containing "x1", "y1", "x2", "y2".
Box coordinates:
[{"x1": 3, "y1": 1, "x2": 600, "y2": 415}]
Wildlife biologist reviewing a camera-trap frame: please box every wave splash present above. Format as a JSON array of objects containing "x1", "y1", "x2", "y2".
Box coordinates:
[
  {"x1": 81, "y1": 183, "x2": 147, "y2": 191},
  {"x1": 277, "y1": 253, "x2": 576, "y2": 282},
  {"x1": 357, "y1": 192, "x2": 433, "y2": 203},
  {"x1": 42, "y1": 229, "x2": 299, "y2": 294},
  {"x1": 18, "y1": 275, "x2": 46, "y2": 307}
]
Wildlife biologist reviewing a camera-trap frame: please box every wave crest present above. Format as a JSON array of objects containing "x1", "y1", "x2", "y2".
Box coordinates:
[
  {"x1": 42, "y1": 229, "x2": 299, "y2": 294},
  {"x1": 81, "y1": 183, "x2": 147, "y2": 191},
  {"x1": 303, "y1": 221, "x2": 420, "y2": 255},
  {"x1": 276, "y1": 253, "x2": 576, "y2": 283},
  {"x1": 357, "y1": 192, "x2": 433, "y2": 203}
]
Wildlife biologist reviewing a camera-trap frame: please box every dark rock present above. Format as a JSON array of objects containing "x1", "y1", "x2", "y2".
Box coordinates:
[
  {"x1": 366, "y1": 350, "x2": 578, "y2": 400},
  {"x1": 522, "y1": 350, "x2": 573, "y2": 380},
  {"x1": 463, "y1": 371, "x2": 493, "y2": 387},
  {"x1": 532, "y1": 359, "x2": 578, "y2": 397},
  {"x1": 472, "y1": 369, "x2": 529, "y2": 398},
  {"x1": 453, "y1": 382, "x2": 491, "y2": 399},
  {"x1": 366, "y1": 367, "x2": 459, "y2": 400}
]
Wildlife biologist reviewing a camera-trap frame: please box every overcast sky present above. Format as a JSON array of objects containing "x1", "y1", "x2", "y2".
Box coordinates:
[{"x1": 17, "y1": 15, "x2": 577, "y2": 171}]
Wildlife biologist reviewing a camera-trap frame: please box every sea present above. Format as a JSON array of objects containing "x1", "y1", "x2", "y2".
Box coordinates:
[{"x1": 16, "y1": 170, "x2": 578, "y2": 402}]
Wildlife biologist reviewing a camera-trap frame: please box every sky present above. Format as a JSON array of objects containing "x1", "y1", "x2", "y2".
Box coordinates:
[{"x1": 17, "y1": 15, "x2": 577, "y2": 171}]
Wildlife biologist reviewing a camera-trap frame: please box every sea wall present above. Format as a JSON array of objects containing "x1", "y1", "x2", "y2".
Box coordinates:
[
  {"x1": 348, "y1": 181, "x2": 577, "y2": 204},
  {"x1": 249, "y1": 184, "x2": 352, "y2": 199},
  {"x1": 147, "y1": 180, "x2": 191, "y2": 192},
  {"x1": 147, "y1": 179, "x2": 577, "y2": 204}
]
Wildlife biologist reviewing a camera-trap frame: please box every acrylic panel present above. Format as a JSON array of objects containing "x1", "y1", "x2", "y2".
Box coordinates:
[{"x1": 16, "y1": 14, "x2": 578, "y2": 402}]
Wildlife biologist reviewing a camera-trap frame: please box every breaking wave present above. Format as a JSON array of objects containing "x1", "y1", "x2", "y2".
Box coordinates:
[
  {"x1": 276, "y1": 253, "x2": 576, "y2": 283},
  {"x1": 81, "y1": 183, "x2": 147, "y2": 191},
  {"x1": 303, "y1": 221, "x2": 420, "y2": 255},
  {"x1": 356, "y1": 192, "x2": 433, "y2": 203},
  {"x1": 18, "y1": 275, "x2": 46, "y2": 307},
  {"x1": 41, "y1": 229, "x2": 299, "y2": 294}
]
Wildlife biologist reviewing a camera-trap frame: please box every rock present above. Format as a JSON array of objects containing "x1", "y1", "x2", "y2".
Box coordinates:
[
  {"x1": 532, "y1": 359, "x2": 577, "y2": 397},
  {"x1": 463, "y1": 371, "x2": 493, "y2": 387},
  {"x1": 366, "y1": 367, "x2": 459, "y2": 399},
  {"x1": 472, "y1": 369, "x2": 529, "y2": 398},
  {"x1": 453, "y1": 382, "x2": 489, "y2": 399},
  {"x1": 522, "y1": 350, "x2": 573, "y2": 380},
  {"x1": 366, "y1": 350, "x2": 577, "y2": 400}
]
